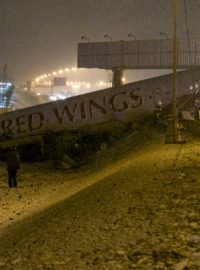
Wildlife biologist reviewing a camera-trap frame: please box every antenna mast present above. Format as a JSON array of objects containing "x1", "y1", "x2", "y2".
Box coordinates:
[
  {"x1": 172, "y1": 0, "x2": 178, "y2": 143},
  {"x1": 165, "y1": 0, "x2": 184, "y2": 144}
]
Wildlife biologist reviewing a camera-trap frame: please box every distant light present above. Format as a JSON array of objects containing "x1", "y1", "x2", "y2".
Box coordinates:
[
  {"x1": 56, "y1": 94, "x2": 66, "y2": 99},
  {"x1": 189, "y1": 85, "x2": 194, "y2": 90},
  {"x1": 65, "y1": 68, "x2": 70, "y2": 72},
  {"x1": 52, "y1": 71, "x2": 57, "y2": 76},
  {"x1": 72, "y1": 84, "x2": 80, "y2": 89},
  {"x1": 58, "y1": 69, "x2": 63, "y2": 74},
  {"x1": 86, "y1": 83, "x2": 91, "y2": 88},
  {"x1": 195, "y1": 83, "x2": 199, "y2": 89},
  {"x1": 49, "y1": 96, "x2": 57, "y2": 101},
  {"x1": 37, "y1": 92, "x2": 41, "y2": 96},
  {"x1": 71, "y1": 67, "x2": 77, "y2": 72},
  {"x1": 0, "y1": 82, "x2": 12, "y2": 86},
  {"x1": 122, "y1": 77, "x2": 126, "y2": 82},
  {"x1": 99, "y1": 80, "x2": 104, "y2": 86}
]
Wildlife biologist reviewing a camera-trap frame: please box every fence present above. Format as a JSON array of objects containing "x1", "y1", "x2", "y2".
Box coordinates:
[{"x1": 182, "y1": 120, "x2": 200, "y2": 136}]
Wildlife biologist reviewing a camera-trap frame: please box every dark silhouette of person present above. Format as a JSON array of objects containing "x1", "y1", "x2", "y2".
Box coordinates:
[
  {"x1": 67, "y1": 142, "x2": 87, "y2": 168},
  {"x1": 5, "y1": 147, "x2": 20, "y2": 188}
]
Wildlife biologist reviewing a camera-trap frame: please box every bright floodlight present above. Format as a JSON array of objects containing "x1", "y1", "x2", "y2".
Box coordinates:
[
  {"x1": 122, "y1": 77, "x2": 126, "y2": 82},
  {"x1": 49, "y1": 95, "x2": 57, "y2": 101}
]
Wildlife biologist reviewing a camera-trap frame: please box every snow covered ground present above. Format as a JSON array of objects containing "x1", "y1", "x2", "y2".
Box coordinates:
[{"x1": 0, "y1": 131, "x2": 200, "y2": 269}]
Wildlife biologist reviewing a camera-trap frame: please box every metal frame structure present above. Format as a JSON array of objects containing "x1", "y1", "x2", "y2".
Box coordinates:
[{"x1": 78, "y1": 38, "x2": 200, "y2": 70}]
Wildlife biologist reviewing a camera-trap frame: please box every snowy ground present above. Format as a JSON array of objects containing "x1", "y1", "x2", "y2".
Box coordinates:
[{"x1": 0, "y1": 131, "x2": 200, "y2": 270}]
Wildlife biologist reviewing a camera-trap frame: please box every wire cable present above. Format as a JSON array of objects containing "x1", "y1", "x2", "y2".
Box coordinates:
[{"x1": 183, "y1": 0, "x2": 194, "y2": 82}]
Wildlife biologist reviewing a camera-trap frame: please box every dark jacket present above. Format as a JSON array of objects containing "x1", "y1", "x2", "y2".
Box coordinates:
[{"x1": 5, "y1": 149, "x2": 20, "y2": 171}]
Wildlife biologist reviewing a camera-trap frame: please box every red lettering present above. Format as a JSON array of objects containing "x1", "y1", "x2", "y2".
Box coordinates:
[
  {"x1": 16, "y1": 115, "x2": 27, "y2": 134},
  {"x1": 54, "y1": 103, "x2": 77, "y2": 123},
  {"x1": 110, "y1": 92, "x2": 128, "y2": 112},
  {"x1": 89, "y1": 97, "x2": 107, "y2": 117},
  {"x1": 1, "y1": 119, "x2": 14, "y2": 136},
  {"x1": 80, "y1": 101, "x2": 86, "y2": 119},
  {"x1": 130, "y1": 89, "x2": 143, "y2": 108},
  {"x1": 28, "y1": 112, "x2": 45, "y2": 132}
]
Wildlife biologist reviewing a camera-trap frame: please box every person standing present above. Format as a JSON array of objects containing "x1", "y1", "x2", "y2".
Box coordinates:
[{"x1": 5, "y1": 147, "x2": 20, "y2": 188}]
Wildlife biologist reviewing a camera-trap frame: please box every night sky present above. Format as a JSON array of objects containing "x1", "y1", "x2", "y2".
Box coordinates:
[{"x1": 0, "y1": 0, "x2": 199, "y2": 85}]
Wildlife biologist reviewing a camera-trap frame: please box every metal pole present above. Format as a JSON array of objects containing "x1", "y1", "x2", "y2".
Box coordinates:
[{"x1": 172, "y1": 0, "x2": 178, "y2": 143}]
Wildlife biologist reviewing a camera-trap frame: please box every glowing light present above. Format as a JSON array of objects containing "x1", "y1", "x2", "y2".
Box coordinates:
[
  {"x1": 57, "y1": 94, "x2": 66, "y2": 99},
  {"x1": 0, "y1": 82, "x2": 12, "y2": 86},
  {"x1": 33, "y1": 66, "x2": 113, "y2": 98},
  {"x1": 122, "y1": 77, "x2": 126, "y2": 82},
  {"x1": 189, "y1": 85, "x2": 194, "y2": 90},
  {"x1": 99, "y1": 80, "x2": 105, "y2": 86},
  {"x1": 72, "y1": 84, "x2": 80, "y2": 89},
  {"x1": 37, "y1": 92, "x2": 41, "y2": 96},
  {"x1": 49, "y1": 96, "x2": 57, "y2": 101},
  {"x1": 86, "y1": 83, "x2": 91, "y2": 88}
]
